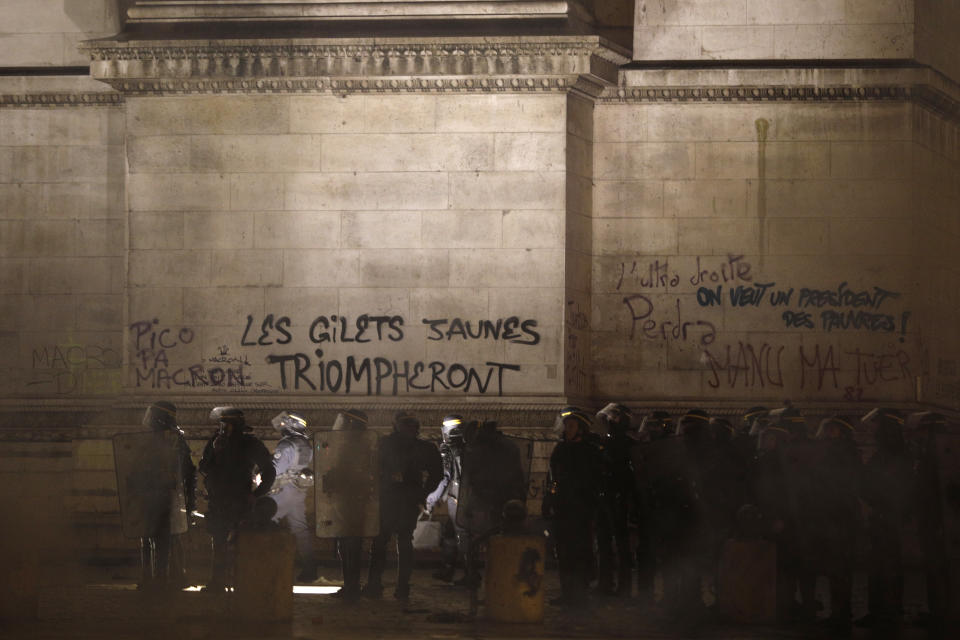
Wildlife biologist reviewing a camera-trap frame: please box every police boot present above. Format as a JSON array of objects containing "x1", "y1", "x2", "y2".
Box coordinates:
[{"x1": 615, "y1": 567, "x2": 632, "y2": 596}]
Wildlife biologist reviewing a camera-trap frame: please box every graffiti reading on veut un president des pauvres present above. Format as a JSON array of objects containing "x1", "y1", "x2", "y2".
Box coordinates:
[
  {"x1": 617, "y1": 254, "x2": 916, "y2": 399},
  {"x1": 130, "y1": 314, "x2": 541, "y2": 396}
]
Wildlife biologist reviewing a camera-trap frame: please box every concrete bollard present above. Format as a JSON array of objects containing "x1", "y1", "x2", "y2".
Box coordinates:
[
  {"x1": 233, "y1": 530, "x2": 296, "y2": 621},
  {"x1": 484, "y1": 534, "x2": 545, "y2": 623}
]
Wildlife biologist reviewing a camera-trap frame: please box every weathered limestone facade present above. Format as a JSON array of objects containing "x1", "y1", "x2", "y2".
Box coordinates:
[{"x1": 1, "y1": 0, "x2": 960, "y2": 568}]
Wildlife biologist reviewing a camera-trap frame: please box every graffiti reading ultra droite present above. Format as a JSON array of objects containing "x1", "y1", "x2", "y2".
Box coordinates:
[{"x1": 623, "y1": 294, "x2": 716, "y2": 346}]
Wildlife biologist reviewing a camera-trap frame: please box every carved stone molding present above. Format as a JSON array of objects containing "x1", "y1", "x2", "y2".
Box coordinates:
[
  {"x1": 600, "y1": 84, "x2": 914, "y2": 103},
  {"x1": 82, "y1": 36, "x2": 630, "y2": 95},
  {"x1": 0, "y1": 92, "x2": 123, "y2": 108}
]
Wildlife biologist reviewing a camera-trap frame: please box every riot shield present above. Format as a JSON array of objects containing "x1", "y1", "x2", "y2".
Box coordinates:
[
  {"x1": 457, "y1": 434, "x2": 527, "y2": 533},
  {"x1": 934, "y1": 433, "x2": 960, "y2": 559},
  {"x1": 314, "y1": 429, "x2": 379, "y2": 538},
  {"x1": 113, "y1": 431, "x2": 188, "y2": 539},
  {"x1": 631, "y1": 436, "x2": 701, "y2": 548}
]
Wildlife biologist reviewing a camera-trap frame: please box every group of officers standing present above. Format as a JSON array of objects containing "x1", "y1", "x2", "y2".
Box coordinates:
[
  {"x1": 546, "y1": 403, "x2": 957, "y2": 634},
  {"x1": 131, "y1": 400, "x2": 957, "y2": 634}
]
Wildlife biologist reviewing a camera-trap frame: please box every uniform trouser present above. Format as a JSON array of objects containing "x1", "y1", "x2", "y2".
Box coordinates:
[
  {"x1": 140, "y1": 530, "x2": 170, "y2": 585},
  {"x1": 867, "y1": 520, "x2": 904, "y2": 620},
  {"x1": 775, "y1": 533, "x2": 816, "y2": 621},
  {"x1": 368, "y1": 500, "x2": 418, "y2": 591},
  {"x1": 661, "y1": 531, "x2": 704, "y2": 616},
  {"x1": 207, "y1": 500, "x2": 246, "y2": 588},
  {"x1": 596, "y1": 500, "x2": 632, "y2": 592},
  {"x1": 337, "y1": 537, "x2": 364, "y2": 593},
  {"x1": 555, "y1": 511, "x2": 594, "y2": 600},
  {"x1": 820, "y1": 534, "x2": 855, "y2": 621},
  {"x1": 438, "y1": 496, "x2": 465, "y2": 574},
  {"x1": 273, "y1": 487, "x2": 316, "y2": 576}
]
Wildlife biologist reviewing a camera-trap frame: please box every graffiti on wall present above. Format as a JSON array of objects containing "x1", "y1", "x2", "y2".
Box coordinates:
[
  {"x1": 617, "y1": 254, "x2": 916, "y2": 400},
  {"x1": 27, "y1": 341, "x2": 122, "y2": 395},
  {"x1": 130, "y1": 313, "x2": 543, "y2": 396}
]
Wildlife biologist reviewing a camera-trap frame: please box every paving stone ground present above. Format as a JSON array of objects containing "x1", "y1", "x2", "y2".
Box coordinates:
[{"x1": 0, "y1": 565, "x2": 940, "y2": 640}]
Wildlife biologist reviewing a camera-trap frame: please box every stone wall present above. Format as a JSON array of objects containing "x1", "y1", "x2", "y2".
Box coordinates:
[
  {"x1": 916, "y1": 0, "x2": 960, "y2": 85},
  {"x1": 591, "y1": 68, "x2": 920, "y2": 405},
  {"x1": 633, "y1": 0, "x2": 915, "y2": 61},
  {"x1": 124, "y1": 93, "x2": 567, "y2": 400},
  {"x1": 0, "y1": 77, "x2": 125, "y2": 400},
  {"x1": 0, "y1": 0, "x2": 120, "y2": 67}
]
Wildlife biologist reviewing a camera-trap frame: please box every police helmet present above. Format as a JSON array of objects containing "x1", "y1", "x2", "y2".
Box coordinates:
[
  {"x1": 554, "y1": 406, "x2": 593, "y2": 439},
  {"x1": 394, "y1": 410, "x2": 420, "y2": 435},
  {"x1": 905, "y1": 411, "x2": 946, "y2": 434},
  {"x1": 637, "y1": 411, "x2": 673, "y2": 441},
  {"x1": 816, "y1": 415, "x2": 856, "y2": 440},
  {"x1": 210, "y1": 406, "x2": 248, "y2": 431},
  {"x1": 769, "y1": 406, "x2": 806, "y2": 438},
  {"x1": 272, "y1": 410, "x2": 308, "y2": 435},
  {"x1": 333, "y1": 408, "x2": 369, "y2": 431},
  {"x1": 143, "y1": 401, "x2": 177, "y2": 431},
  {"x1": 757, "y1": 424, "x2": 791, "y2": 452},
  {"x1": 441, "y1": 414, "x2": 465, "y2": 443},
  {"x1": 676, "y1": 408, "x2": 710, "y2": 438},
  {"x1": 741, "y1": 406, "x2": 769, "y2": 435},
  {"x1": 863, "y1": 407, "x2": 905, "y2": 451},
  {"x1": 710, "y1": 417, "x2": 735, "y2": 443},
  {"x1": 597, "y1": 402, "x2": 631, "y2": 435}
]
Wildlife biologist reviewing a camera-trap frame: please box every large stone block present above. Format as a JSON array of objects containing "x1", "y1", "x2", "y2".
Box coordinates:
[
  {"x1": 0, "y1": 260, "x2": 24, "y2": 295},
  {"x1": 449, "y1": 249, "x2": 563, "y2": 288},
  {"x1": 421, "y1": 210, "x2": 502, "y2": 249},
  {"x1": 594, "y1": 218, "x2": 678, "y2": 255},
  {"x1": 701, "y1": 27, "x2": 775, "y2": 59},
  {"x1": 184, "y1": 212, "x2": 254, "y2": 250},
  {"x1": 0, "y1": 184, "x2": 43, "y2": 218},
  {"x1": 129, "y1": 288, "x2": 184, "y2": 324},
  {"x1": 322, "y1": 133, "x2": 493, "y2": 172},
  {"x1": 6, "y1": 294, "x2": 73, "y2": 332},
  {"x1": 289, "y1": 95, "x2": 365, "y2": 133},
  {"x1": 494, "y1": 133, "x2": 565, "y2": 171},
  {"x1": 0, "y1": 222, "x2": 26, "y2": 257},
  {"x1": 766, "y1": 218, "x2": 829, "y2": 255},
  {"x1": 7, "y1": 147, "x2": 58, "y2": 183},
  {"x1": 449, "y1": 172, "x2": 565, "y2": 210},
  {"x1": 632, "y1": 26, "x2": 701, "y2": 60},
  {"x1": 56, "y1": 146, "x2": 111, "y2": 182},
  {"x1": 677, "y1": 218, "x2": 761, "y2": 256},
  {"x1": 128, "y1": 174, "x2": 231, "y2": 211},
  {"x1": 211, "y1": 250, "x2": 283, "y2": 287},
  {"x1": 338, "y1": 287, "x2": 410, "y2": 318},
  {"x1": 190, "y1": 135, "x2": 323, "y2": 173},
  {"x1": 664, "y1": 180, "x2": 747, "y2": 218},
  {"x1": 772, "y1": 24, "x2": 913, "y2": 58},
  {"x1": 593, "y1": 180, "x2": 665, "y2": 218},
  {"x1": 749, "y1": 179, "x2": 912, "y2": 219},
  {"x1": 595, "y1": 105, "x2": 647, "y2": 143},
  {"x1": 745, "y1": 0, "x2": 844, "y2": 25},
  {"x1": 595, "y1": 142, "x2": 696, "y2": 180},
  {"x1": 254, "y1": 211, "x2": 340, "y2": 249},
  {"x1": 637, "y1": 0, "x2": 748, "y2": 26},
  {"x1": 410, "y1": 287, "x2": 490, "y2": 321},
  {"x1": 770, "y1": 103, "x2": 912, "y2": 142},
  {"x1": 21, "y1": 220, "x2": 75, "y2": 258},
  {"x1": 129, "y1": 251, "x2": 212, "y2": 287},
  {"x1": 502, "y1": 210, "x2": 564, "y2": 249},
  {"x1": 127, "y1": 136, "x2": 190, "y2": 173},
  {"x1": 47, "y1": 110, "x2": 108, "y2": 146},
  {"x1": 0, "y1": 34, "x2": 65, "y2": 67},
  {"x1": 232, "y1": 173, "x2": 284, "y2": 211},
  {"x1": 490, "y1": 287, "x2": 561, "y2": 325},
  {"x1": 127, "y1": 96, "x2": 290, "y2": 136},
  {"x1": 283, "y1": 250, "x2": 362, "y2": 288},
  {"x1": 184, "y1": 287, "x2": 266, "y2": 325},
  {"x1": 76, "y1": 295, "x2": 123, "y2": 331},
  {"x1": 285, "y1": 172, "x2": 448, "y2": 210},
  {"x1": 264, "y1": 287, "x2": 339, "y2": 326},
  {"x1": 130, "y1": 213, "x2": 184, "y2": 250},
  {"x1": 436, "y1": 95, "x2": 565, "y2": 133},
  {"x1": 28, "y1": 257, "x2": 121, "y2": 294},
  {"x1": 342, "y1": 211, "x2": 422, "y2": 248},
  {"x1": 845, "y1": 0, "x2": 913, "y2": 24},
  {"x1": 829, "y1": 218, "x2": 913, "y2": 255},
  {"x1": 45, "y1": 182, "x2": 123, "y2": 219},
  {"x1": 362, "y1": 96, "x2": 437, "y2": 133},
  {"x1": 829, "y1": 141, "x2": 912, "y2": 179},
  {"x1": 356, "y1": 249, "x2": 450, "y2": 288},
  {"x1": 696, "y1": 142, "x2": 830, "y2": 179}
]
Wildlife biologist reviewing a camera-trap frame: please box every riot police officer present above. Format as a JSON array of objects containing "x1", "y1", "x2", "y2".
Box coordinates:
[
  {"x1": 198, "y1": 406, "x2": 275, "y2": 591},
  {"x1": 426, "y1": 414, "x2": 466, "y2": 582},
  {"x1": 330, "y1": 408, "x2": 371, "y2": 601},
  {"x1": 857, "y1": 408, "x2": 914, "y2": 628},
  {"x1": 595, "y1": 402, "x2": 636, "y2": 596},
  {"x1": 543, "y1": 406, "x2": 602, "y2": 606},
  {"x1": 457, "y1": 419, "x2": 527, "y2": 587},
  {"x1": 811, "y1": 415, "x2": 861, "y2": 632},
  {"x1": 633, "y1": 410, "x2": 674, "y2": 602},
  {"x1": 138, "y1": 401, "x2": 196, "y2": 591},
  {"x1": 365, "y1": 411, "x2": 442, "y2": 600},
  {"x1": 269, "y1": 410, "x2": 317, "y2": 583},
  {"x1": 858, "y1": 407, "x2": 913, "y2": 627}
]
